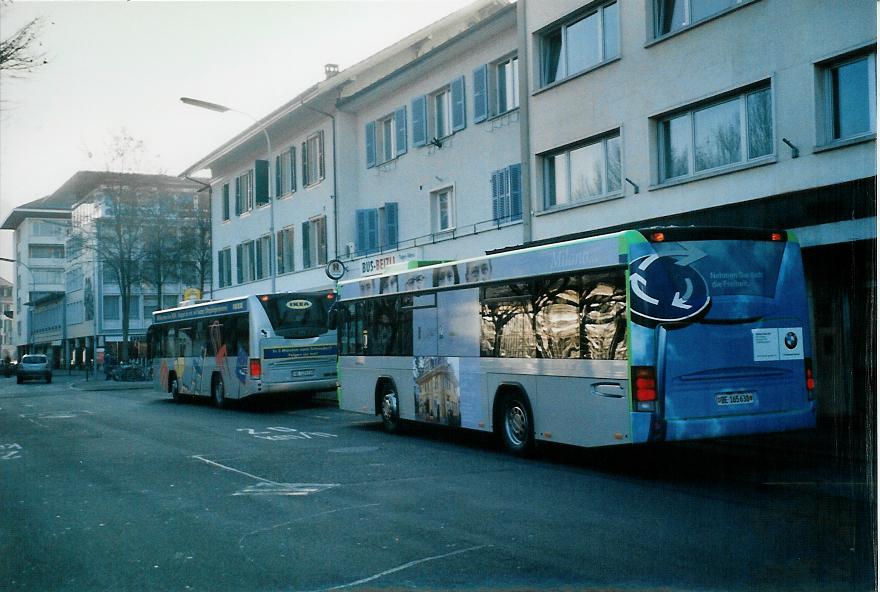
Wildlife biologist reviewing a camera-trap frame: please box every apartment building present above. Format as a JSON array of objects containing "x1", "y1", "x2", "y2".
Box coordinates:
[
  {"x1": 2, "y1": 171, "x2": 205, "y2": 367},
  {"x1": 0, "y1": 277, "x2": 14, "y2": 361},
  {"x1": 522, "y1": 0, "x2": 875, "y2": 428},
  {"x1": 183, "y1": 0, "x2": 874, "y2": 433}
]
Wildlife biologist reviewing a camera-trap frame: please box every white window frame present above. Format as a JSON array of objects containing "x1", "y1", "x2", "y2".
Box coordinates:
[
  {"x1": 431, "y1": 187, "x2": 455, "y2": 233},
  {"x1": 218, "y1": 248, "x2": 232, "y2": 288},
  {"x1": 376, "y1": 114, "x2": 396, "y2": 164},
  {"x1": 276, "y1": 226, "x2": 295, "y2": 275},
  {"x1": 539, "y1": 1, "x2": 619, "y2": 88},
  {"x1": 430, "y1": 87, "x2": 452, "y2": 139},
  {"x1": 256, "y1": 234, "x2": 272, "y2": 281},
  {"x1": 543, "y1": 132, "x2": 622, "y2": 210},
  {"x1": 303, "y1": 132, "x2": 324, "y2": 187},
  {"x1": 494, "y1": 55, "x2": 519, "y2": 115},
  {"x1": 657, "y1": 84, "x2": 774, "y2": 184},
  {"x1": 307, "y1": 216, "x2": 328, "y2": 268},
  {"x1": 820, "y1": 51, "x2": 877, "y2": 145}
]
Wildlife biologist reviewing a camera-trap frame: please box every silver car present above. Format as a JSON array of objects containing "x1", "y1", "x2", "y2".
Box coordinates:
[{"x1": 16, "y1": 354, "x2": 52, "y2": 384}]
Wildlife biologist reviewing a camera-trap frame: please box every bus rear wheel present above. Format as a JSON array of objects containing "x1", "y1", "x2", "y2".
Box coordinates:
[
  {"x1": 380, "y1": 383, "x2": 400, "y2": 433},
  {"x1": 497, "y1": 392, "x2": 534, "y2": 456},
  {"x1": 170, "y1": 375, "x2": 182, "y2": 404},
  {"x1": 212, "y1": 375, "x2": 227, "y2": 409}
]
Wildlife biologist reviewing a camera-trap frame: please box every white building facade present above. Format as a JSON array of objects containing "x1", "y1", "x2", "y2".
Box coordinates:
[{"x1": 184, "y1": 0, "x2": 875, "y2": 433}]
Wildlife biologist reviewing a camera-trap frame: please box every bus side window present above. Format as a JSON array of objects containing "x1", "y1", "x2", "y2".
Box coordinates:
[
  {"x1": 534, "y1": 276, "x2": 580, "y2": 359},
  {"x1": 581, "y1": 271, "x2": 627, "y2": 360},
  {"x1": 165, "y1": 326, "x2": 177, "y2": 358},
  {"x1": 479, "y1": 283, "x2": 535, "y2": 358},
  {"x1": 236, "y1": 315, "x2": 250, "y2": 356}
]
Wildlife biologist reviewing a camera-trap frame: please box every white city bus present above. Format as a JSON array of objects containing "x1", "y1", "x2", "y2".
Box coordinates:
[
  {"x1": 336, "y1": 227, "x2": 816, "y2": 453},
  {"x1": 147, "y1": 291, "x2": 337, "y2": 406}
]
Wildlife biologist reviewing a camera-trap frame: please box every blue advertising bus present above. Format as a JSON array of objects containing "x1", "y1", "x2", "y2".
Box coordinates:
[
  {"x1": 335, "y1": 227, "x2": 815, "y2": 453},
  {"x1": 147, "y1": 291, "x2": 338, "y2": 407}
]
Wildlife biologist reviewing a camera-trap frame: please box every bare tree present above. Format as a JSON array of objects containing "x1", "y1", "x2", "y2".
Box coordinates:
[
  {"x1": 141, "y1": 200, "x2": 182, "y2": 310},
  {"x1": 177, "y1": 190, "x2": 212, "y2": 298},
  {"x1": 0, "y1": 3, "x2": 47, "y2": 77}
]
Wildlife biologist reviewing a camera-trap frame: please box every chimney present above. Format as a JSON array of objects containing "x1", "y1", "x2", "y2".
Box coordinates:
[{"x1": 324, "y1": 64, "x2": 339, "y2": 79}]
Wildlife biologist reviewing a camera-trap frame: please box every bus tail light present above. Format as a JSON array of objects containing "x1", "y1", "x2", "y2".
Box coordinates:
[
  {"x1": 632, "y1": 366, "x2": 657, "y2": 412},
  {"x1": 805, "y1": 358, "x2": 815, "y2": 399},
  {"x1": 249, "y1": 358, "x2": 262, "y2": 380}
]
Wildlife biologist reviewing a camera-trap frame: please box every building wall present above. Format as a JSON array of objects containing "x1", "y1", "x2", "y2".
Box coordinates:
[{"x1": 525, "y1": 0, "x2": 876, "y2": 240}]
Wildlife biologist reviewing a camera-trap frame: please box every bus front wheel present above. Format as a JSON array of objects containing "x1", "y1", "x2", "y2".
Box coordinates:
[
  {"x1": 497, "y1": 392, "x2": 534, "y2": 456},
  {"x1": 212, "y1": 375, "x2": 227, "y2": 409},
  {"x1": 380, "y1": 382, "x2": 400, "y2": 433}
]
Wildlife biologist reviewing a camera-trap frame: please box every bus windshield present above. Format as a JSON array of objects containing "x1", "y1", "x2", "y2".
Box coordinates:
[
  {"x1": 259, "y1": 294, "x2": 331, "y2": 339},
  {"x1": 654, "y1": 239, "x2": 786, "y2": 297}
]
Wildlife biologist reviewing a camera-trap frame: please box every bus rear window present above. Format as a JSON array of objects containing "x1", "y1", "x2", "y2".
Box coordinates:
[
  {"x1": 655, "y1": 240, "x2": 786, "y2": 297},
  {"x1": 259, "y1": 295, "x2": 330, "y2": 339}
]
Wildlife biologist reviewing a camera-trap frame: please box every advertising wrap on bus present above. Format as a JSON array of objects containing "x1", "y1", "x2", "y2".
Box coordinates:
[
  {"x1": 148, "y1": 292, "x2": 338, "y2": 407},
  {"x1": 336, "y1": 227, "x2": 815, "y2": 454}
]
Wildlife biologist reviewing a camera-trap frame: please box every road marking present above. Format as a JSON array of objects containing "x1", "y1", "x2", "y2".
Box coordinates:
[
  {"x1": 238, "y1": 503, "x2": 381, "y2": 548},
  {"x1": 0, "y1": 444, "x2": 22, "y2": 460},
  {"x1": 304, "y1": 544, "x2": 488, "y2": 592},
  {"x1": 237, "y1": 426, "x2": 338, "y2": 441},
  {"x1": 191, "y1": 455, "x2": 339, "y2": 497}
]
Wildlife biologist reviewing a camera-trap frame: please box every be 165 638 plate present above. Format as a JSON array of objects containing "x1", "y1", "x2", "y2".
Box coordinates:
[{"x1": 715, "y1": 392, "x2": 756, "y2": 406}]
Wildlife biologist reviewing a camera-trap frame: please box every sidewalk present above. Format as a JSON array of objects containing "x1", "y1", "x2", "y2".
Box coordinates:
[{"x1": 65, "y1": 368, "x2": 155, "y2": 392}]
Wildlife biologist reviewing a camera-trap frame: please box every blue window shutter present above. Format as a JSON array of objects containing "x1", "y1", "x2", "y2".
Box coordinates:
[
  {"x1": 491, "y1": 170, "x2": 501, "y2": 222},
  {"x1": 318, "y1": 131, "x2": 325, "y2": 180},
  {"x1": 365, "y1": 121, "x2": 376, "y2": 169},
  {"x1": 510, "y1": 164, "x2": 522, "y2": 220},
  {"x1": 394, "y1": 107, "x2": 407, "y2": 156},
  {"x1": 411, "y1": 96, "x2": 427, "y2": 147},
  {"x1": 222, "y1": 183, "x2": 230, "y2": 221},
  {"x1": 301, "y1": 142, "x2": 308, "y2": 186},
  {"x1": 236, "y1": 244, "x2": 243, "y2": 284},
  {"x1": 356, "y1": 209, "x2": 368, "y2": 254},
  {"x1": 384, "y1": 202, "x2": 398, "y2": 248},
  {"x1": 366, "y1": 209, "x2": 379, "y2": 254},
  {"x1": 274, "y1": 155, "x2": 281, "y2": 197},
  {"x1": 235, "y1": 177, "x2": 242, "y2": 215},
  {"x1": 302, "y1": 221, "x2": 311, "y2": 268},
  {"x1": 473, "y1": 64, "x2": 489, "y2": 123},
  {"x1": 451, "y1": 75, "x2": 466, "y2": 132},
  {"x1": 254, "y1": 159, "x2": 269, "y2": 205},
  {"x1": 289, "y1": 147, "x2": 297, "y2": 192}
]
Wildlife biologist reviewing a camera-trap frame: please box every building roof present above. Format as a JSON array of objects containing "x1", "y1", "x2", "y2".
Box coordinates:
[
  {"x1": 179, "y1": 0, "x2": 512, "y2": 178},
  {"x1": 1, "y1": 171, "x2": 206, "y2": 230}
]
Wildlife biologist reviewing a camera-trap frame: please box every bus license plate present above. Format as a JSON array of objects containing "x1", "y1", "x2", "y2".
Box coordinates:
[
  {"x1": 716, "y1": 392, "x2": 756, "y2": 406},
  {"x1": 291, "y1": 369, "x2": 314, "y2": 378}
]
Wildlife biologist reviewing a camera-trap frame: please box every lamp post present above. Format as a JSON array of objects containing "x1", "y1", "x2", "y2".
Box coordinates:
[{"x1": 180, "y1": 97, "x2": 276, "y2": 292}]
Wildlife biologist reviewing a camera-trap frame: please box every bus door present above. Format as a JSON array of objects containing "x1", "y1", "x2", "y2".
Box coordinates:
[{"x1": 412, "y1": 294, "x2": 438, "y2": 356}]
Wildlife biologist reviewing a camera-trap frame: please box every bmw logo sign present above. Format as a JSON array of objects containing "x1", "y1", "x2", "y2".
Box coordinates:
[{"x1": 784, "y1": 331, "x2": 799, "y2": 350}]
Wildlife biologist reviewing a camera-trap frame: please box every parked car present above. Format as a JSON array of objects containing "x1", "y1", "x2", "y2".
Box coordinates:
[{"x1": 16, "y1": 354, "x2": 52, "y2": 384}]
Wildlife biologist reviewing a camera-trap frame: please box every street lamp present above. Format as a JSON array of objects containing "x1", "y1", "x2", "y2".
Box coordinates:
[{"x1": 180, "y1": 97, "x2": 276, "y2": 292}]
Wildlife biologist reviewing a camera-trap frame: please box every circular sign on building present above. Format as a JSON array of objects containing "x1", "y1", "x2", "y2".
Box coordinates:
[
  {"x1": 628, "y1": 254, "x2": 710, "y2": 324},
  {"x1": 325, "y1": 259, "x2": 346, "y2": 280}
]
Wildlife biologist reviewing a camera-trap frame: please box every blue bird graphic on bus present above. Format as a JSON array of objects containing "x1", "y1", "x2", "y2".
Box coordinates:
[{"x1": 235, "y1": 347, "x2": 248, "y2": 384}]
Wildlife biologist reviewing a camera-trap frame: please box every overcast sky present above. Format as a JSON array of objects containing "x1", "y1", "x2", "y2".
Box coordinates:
[{"x1": 0, "y1": 0, "x2": 475, "y2": 279}]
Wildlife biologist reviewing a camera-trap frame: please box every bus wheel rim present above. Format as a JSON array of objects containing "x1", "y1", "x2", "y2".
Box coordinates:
[
  {"x1": 382, "y1": 392, "x2": 398, "y2": 422},
  {"x1": 506, "y1": 405, "x2": 527, "y2": 445}
]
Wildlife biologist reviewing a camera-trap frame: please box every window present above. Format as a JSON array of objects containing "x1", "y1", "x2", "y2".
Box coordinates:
[
  {"x1": 544, "y1": 133, "x2": 621, "y2": 209},
  {"x1": 235, "y1": 170, "x2": 253, "y2": 215},
  {"x1": 28, "y1": 245, "x2": 64, "y2": 259},
  {"x1": 302, "y1": 216, "x2": 328, "y2": 269},
  {"x1": 658, "y1": 84, "x2": 772, "y2": 182},
  {"x1": 32, "y1": 221, "x2": 65, "y2": 237},
  {"x1": 221, "y1": 183, "x2": 230, "y2": 221},
  {"x1": 356, "y1": 203, "x2": 399, "y2": 255},
  {"x1": 496, "y1": 56, "x2": 519, "y2": 114},
  {"x1": 480, "y1": 271, "x2": 627, "y2": 359},
  {"x1": 236, "y1": 240, "x2": 256, "y2": 284},
  {"x1": 366, "y1": 108, "x2": 407, "y2": 168},
  {"x1": 128, "y1": 296, "x2": 140, "y2": 320},
  {"x1": 655, "y1": 0, "x2": 746, "y2": 37},
  {"x1": 162, "y1": 295, "x2": 178, "y2": 310},
  {"x1": 66, "y1": 268, "x2": 83, "y2": 292},
  {"x1": 431, "y1": 188, "x2": 455, "y2": 232},
  {"x1": 540, "y1": 2, "x2": 619, "y2": 87},
  {"x1": 276, "y1": 227, "x2": 295, "y2": 274},
  {"x1": 412, "y1": 77, "x2": 466, "y2": 147},
  {"x1": 143, "y1": 296, "x2": 158, "y2": 320},
  {"x1": 302, "y1": 131, "x2": 325, "y2": 187},
  {"x1": 255, "y1": 235, "x2": 272, "y2": 281},
  {"x1": 491, "y1": 164, "x2": 523, "y2": 223},
  {"x1": 821, "y1": 52, "x2": 876, "y2": 143},
  {"x1": 218, "y1": 248, "x2": 232, "y2": 288},
  {"x1": 275, "y1": 147, "x2": 297, "y2": 196},
  {"x1": 31, "y1": 268, "x2": 63, "y2": 284},
  {"x1": 103, "y1": 295, "x2": 120, "y2": 321}
]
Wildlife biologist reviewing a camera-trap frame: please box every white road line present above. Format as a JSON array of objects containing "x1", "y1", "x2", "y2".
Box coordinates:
[
  {"x1": 191, "y1": 455, "x2": 283, "y2": 486},
  {"x1": 305, "y1": 544, "x2": 488, "y2": 592},
  {"x1": 238, "y1": 503, "x2": 381, "y2": 548}
]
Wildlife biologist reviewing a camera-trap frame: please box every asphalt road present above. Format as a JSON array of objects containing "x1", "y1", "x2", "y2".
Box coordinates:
[{"x1": 0, "y1": 372, "x2": 874, "y2": 591}]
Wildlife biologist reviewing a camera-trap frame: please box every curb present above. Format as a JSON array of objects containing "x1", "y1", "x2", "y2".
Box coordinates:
[{"x1": 71, "y1": 381, "x2": 155, "y2": 392}]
